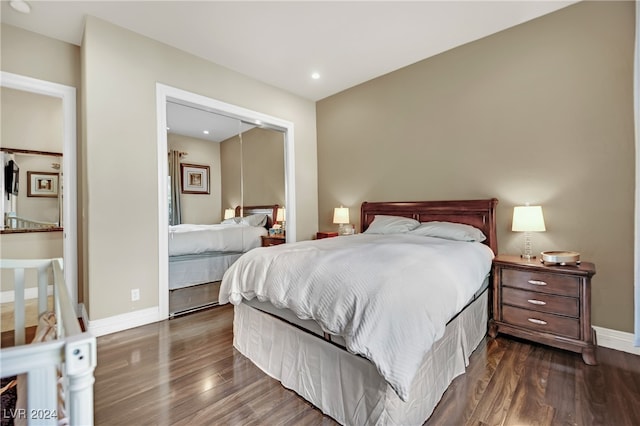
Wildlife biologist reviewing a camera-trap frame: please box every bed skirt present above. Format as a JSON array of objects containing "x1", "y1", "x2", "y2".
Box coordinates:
[
  {"x1": 169, "y1": 251, "x2": 242, "y2": 290},
  {"x1": 233, "y1": 288, "x2": 488, "y2": 425}
]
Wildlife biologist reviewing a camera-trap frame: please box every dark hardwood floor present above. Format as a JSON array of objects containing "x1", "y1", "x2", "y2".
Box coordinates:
[{"x1": 94, "y1": 304, "x2": 640, "y2": 425}]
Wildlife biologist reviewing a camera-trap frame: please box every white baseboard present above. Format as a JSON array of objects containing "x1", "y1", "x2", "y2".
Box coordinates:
[
  {"x1": 0, "y1": 285, "x2": 53, "y2": 303},
  {"x1": 593, "y1": 326, "x2": 640, "y2": 356},
  {"x1": 87, "y1": 307, "x2": 162, "y2": 337}
]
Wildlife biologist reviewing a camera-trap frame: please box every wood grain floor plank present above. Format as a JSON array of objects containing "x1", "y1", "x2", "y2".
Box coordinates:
[
  {"x1": 426, "y1": 337, "x2": 507, "y2": 425},
  {"x1": 575, "y1": 351, "x2": 607, "y2": 426},
  {"x1": 593, "y1": 347, "x2": 640, "y2": 426},
  {"x1": 502, "y1": 344, "x2": 555, "y2": 426},
  {"x1": 545, "y1": 348, "x2": 579, "y2": 425},
  {"x1": 463, "y1": 339, "x2": 534, "y2": 425},
  {"x1": 93, "y1": 305, "x2": 640, "y2": 425}
]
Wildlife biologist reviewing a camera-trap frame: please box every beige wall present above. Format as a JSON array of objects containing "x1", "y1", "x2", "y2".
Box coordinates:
[
  {"x1": 82, "y1": 17, "x2": 317, "y2": 321},
  {"x1": 168, "y1": 133, "x2": 221, "y2": 224},
  {"x1": 0, "y1": 232, "x2": 63, "y2": 292},
  {"x1": 317, "y1": 1, "x2": 635, "y2": 332},
  {"x1": 1, "y1": 88, "x2": 63, "y2": 225},
  {"x1": 1, "y1": 87, "x2": 63, "y2": 152},
  {"x1": 220, "y1": 127, "x2": 286, "y2": 210},
  {"x1": 220, "y1": 136, "x2": 242, "y2": 211},
  {"x1": 0, "y1": 24, "x2": 80, "y2": 88}
]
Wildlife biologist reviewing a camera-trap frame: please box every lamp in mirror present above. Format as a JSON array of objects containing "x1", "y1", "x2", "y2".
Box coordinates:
[
  {"x1": 276, "y1": 207, "x2": 286, "y2": 232},
  {"x1": 333, "y1": 206, "x2": 353, "y2": 235},
  {"x1": 224, "y1": 208, "x2": 235, "y2": 220},
  {"x1": 512, "y1": 205, "x2": 546, "y2": 260}
]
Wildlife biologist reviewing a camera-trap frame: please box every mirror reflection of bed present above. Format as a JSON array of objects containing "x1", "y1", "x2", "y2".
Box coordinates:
[
  {"x1": 168, "y1": 205, "x2": 279, "y2": 317},
  {"x1": 166, "y1": 102, "x2": 285, "y2": 317}
]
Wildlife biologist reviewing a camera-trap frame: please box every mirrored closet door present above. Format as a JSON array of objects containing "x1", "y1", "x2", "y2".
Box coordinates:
[{"x1": 166, "y1": 100, "x2": 285, "y2": 317}]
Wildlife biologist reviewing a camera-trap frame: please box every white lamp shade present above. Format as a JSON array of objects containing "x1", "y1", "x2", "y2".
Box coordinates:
[
  {"x1": 276, "y1": 207, "x2": 286, "y2": 222},
  {"x1": 224, "y1": 208, "x2": 235, "y2": 220},
  {"x1": 512, "y1": 205, "x2": 546, "y2": 232},
  {"x1": 333, "y1": 207, "x2": 350, "y2": 224}
]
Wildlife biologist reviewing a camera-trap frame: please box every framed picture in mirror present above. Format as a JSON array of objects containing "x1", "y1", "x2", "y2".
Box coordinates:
[
  {"x1": 181, "y1": 163, "x2": 210, "y2": 194},
  {"x1": 27, "y1": 171, "x2": 59, "y2": 197}
]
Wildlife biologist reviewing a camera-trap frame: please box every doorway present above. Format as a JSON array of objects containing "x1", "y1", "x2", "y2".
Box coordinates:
[
  {"x1": 0, "y1": 71, "x2": 78, "y2": 311},
  {"x1": 156, "y1": 83, "x2": 296, "y2": 320}
]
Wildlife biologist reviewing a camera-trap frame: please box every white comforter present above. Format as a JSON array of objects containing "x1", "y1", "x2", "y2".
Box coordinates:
[
  {"x1": 219, "y1": 233, "x2": 494, "y2": 402},
  {"x1": 168, "y1": 223, "x2": 267, "y2": 256}
]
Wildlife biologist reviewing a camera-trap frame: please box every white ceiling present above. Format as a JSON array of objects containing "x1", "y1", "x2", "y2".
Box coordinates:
[
  {"x1": 1, "y1": 0, "x2": 578, "y2": 140},
  {"x1": 166, "y1": 101, "x2": 257, "y2": 142}
]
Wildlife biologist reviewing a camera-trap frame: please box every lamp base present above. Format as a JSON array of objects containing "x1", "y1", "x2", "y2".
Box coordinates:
[
  {"x1": 520, "y1": 231, "x2": 537, "y2": 261},
  {"x1": 338, "y1": 223, "x2": 354, "y2": 236}
]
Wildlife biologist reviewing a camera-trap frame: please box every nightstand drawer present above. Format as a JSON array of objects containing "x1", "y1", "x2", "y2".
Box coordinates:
[
  {"x1": 501, "y1": 269, "x2": 579, "y2": 297},
  {"x1": 317, "y1": 231, "x2": 338, "y2": 239},
  {"x1": 502, "y1": 305, "x2": 580, "y2": 339},
  {"x1": 502, "y1": 287, "x2": 579, "y2": 317},
  {"x1": 261, "y1": 235, "x2": 286, "y2": 247}
]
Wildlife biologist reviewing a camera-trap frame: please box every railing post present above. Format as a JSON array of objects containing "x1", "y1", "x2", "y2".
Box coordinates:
[
  {"x1": 37, "y1": 264, "x2": 49, "y2": 316},
  {"x1": 65, "y1": 335, "x2": 97, "y2": 426},
  {"x1": 13, "y1": 267, "x2": 25, "y2": 346}
]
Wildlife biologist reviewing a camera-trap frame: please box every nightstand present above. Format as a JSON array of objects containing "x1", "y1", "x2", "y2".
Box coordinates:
[
  {"x1": 316, "y1": 231, "x2": 338, "y2": 239},
  {"x1": 489, "y1": 254, "x2": 597, "y2": 365},
  {"x1": 261, "y1": 234, "x2": 286, "y2": 247}
]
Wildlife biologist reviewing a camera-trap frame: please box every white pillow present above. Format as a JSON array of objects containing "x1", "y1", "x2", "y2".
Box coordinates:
[
  {"x1": 221, "y1": 217, "x2": 241, "y2": 225},
  {"x1": 241, "y1": 213, "x2": 268, "y2": 227},
  {"x1": 364, "y1": 215, "x2": 420, "y2": 234},
  {"x1": 409, "y1": 221, "x2": 486, "y2": 242}
]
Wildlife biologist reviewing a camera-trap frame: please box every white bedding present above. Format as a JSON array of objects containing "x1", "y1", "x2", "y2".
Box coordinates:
[
  {"x1": 219, "y1": 233, "x2": 494, "y2": 402},
  {"x1": 168, "y1": 223, "x2": 267, "y2": 256}
]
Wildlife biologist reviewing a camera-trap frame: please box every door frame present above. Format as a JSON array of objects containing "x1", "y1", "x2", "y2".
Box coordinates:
[
  {"x1": 1, "y1": 71, "x2": 78, "y2": 310},
  {"x1": 156, "y1": 83, "x2": 296, "y2": 319}
]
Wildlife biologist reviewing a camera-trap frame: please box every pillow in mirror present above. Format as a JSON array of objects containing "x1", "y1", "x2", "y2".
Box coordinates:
[
  {"x1": 241, "y1": 214, "x2": 268, "y2": 227},
  {"x1": 221, "y1": 217, "x2": 241, "y2": 225}
]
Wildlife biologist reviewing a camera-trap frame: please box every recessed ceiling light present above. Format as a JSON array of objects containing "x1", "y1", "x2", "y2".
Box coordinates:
[
  {"x1": 311, "y1": 72, "x2": 320, "y2": 80},
  {"x1": 203, "y1": 130, "x2": 210, "y2": 135},
  {"x1": 9, "y1": 0, "x2": 31, "y2": 14}
]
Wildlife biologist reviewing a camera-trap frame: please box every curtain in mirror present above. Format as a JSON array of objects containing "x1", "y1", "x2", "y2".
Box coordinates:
[{"x1": 168, "y1": 150, "x2": 182, "y2": 225}]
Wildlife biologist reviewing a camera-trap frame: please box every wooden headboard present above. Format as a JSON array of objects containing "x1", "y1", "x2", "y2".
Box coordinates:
[
  {"x1": 235, "y1": 204, "x2": 280, "y2": 229},
  {"x1": 361, "y1": 199, "x2": 498, "y2": 254}
]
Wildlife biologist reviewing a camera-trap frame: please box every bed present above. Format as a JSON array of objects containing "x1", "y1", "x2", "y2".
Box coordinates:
[
  {"x1": 0, "y1": 258, "x2": 96, "y2": 426},
  {"x1": 168, "y1": 204, "x2": 278, "y2": 316},
  {"x1": 219, "y1": 199, "x2": 498, "y2": 425}
]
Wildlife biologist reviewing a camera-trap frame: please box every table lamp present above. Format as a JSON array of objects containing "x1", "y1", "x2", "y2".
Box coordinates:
[
  {"x1": 512, "y1": 205, "x2": 546, "y2": 260},
  {"x1": 276, "y1": 207, "x2": 286, "y2": 232},
  {"x1": 224, "y1": 208, "x2": 235, "y2": 220},
  {"x1": 333, "y1": 206, "x2": 352, "y2": 235}
]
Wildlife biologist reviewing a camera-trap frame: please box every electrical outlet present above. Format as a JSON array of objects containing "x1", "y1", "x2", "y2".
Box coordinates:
[{"x1": 131, "y1": 288, "x2": 140, "y2": 301}]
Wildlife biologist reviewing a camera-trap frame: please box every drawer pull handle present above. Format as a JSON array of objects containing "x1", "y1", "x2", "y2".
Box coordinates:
[
  {"x1": 528, "y1": 279, "x2": 547, "y2": 286},
  {"x1": 527, "y1": 299, "x2": 547, "y2": 306},
  {"x1": 528, "y1": 318, "x2": 547, "y2": 325}
]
